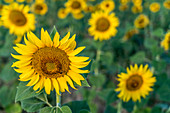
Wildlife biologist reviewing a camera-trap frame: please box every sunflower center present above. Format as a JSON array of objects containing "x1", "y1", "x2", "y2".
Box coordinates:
[
  {"x1": 35, "y1": 4, "x2": 43, "y2": 11},
  {"x1": 9, "y1": 10, "x2": 27, "y2": 26},
  {"x1": 32, "y1": 47, "x2": 70, "y2": 78},
  {"x1": 138, "y1": 18, "x2": 144, "y2": 24},
  {"x1": 106, "y1": 4, "x2": 109, "y2": 7},
  {"x1": 96, "y1": 17, "x2": 110, "y2": 32},
  {"x1": 126, "y1": 75, "x2": 143, "y2": 91},
  {"x1": 71, "y1": 1, "x2": 81, "y2": 9}
]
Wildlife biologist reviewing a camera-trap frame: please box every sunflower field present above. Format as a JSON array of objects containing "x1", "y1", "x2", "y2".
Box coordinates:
[{"x1": 0, "y1": 0, "x2": 170, "y2": 113}]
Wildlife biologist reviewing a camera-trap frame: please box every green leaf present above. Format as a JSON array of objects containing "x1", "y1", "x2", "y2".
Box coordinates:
[
  {"x1": 89, "y1": 74, "x2": 105, "y2": 87},
  {"x1": 15, "y1": 81, "x2": 42, "y2": 102},
  {"x1": 21, "y1": 98, "x2": 45, "y2": 112},
  {"x1": 50, "y1": 26, "x2": 58, "y2": 40},
  {"x1": 64, "y1": 101, "x2": 90, "y2": 113},
  {"x1": 79, "y1": 109, "x2": 90, "y2": 113},
  {"x1": 104, "y1": 105, "x2": 117, "y2": 113},
  {"x1": 122, "y1": 100, "x2": 134, "y2": 113},
  {"x1": 98, "y1": 88, "x2": 114, "y2": 101},
  {"x1": 40, "y1": 107, "x2": 55, "y2": 113},
  {"x1": 144, "y1": 38, "x2": 158, "y2": 50},
  {"x1": 130, "y1": 51, "x2": 145, "y2": 64},
  {"x1": 152, "y1": 28, "x2": 164, "y2": 37},
  {"x1": 101, "y1": 51, "x2": 113, "y2": 67},
  {"x1": 5, "y1": 103, "x2": 22, "y2": 113},
  {"x1": 56, "y1": 107, "x2": 63, "y2": 113},
  {"x1": 81, "y1": 79, "x2": 90, "y2": 87},
  {"x1": 0, "y1": 60, "x2": 17, "y2": 82},
  {"x1": 157, "y1": 79, "x2": 170, "y2": 102},
  {"x1": 151, "y1": 106, "x2": 162, "y2": 113},
  {"x1": 61, "y1": 106, "x2": 72, "y2": 113},
  {"x1": 152, "y1": 60, "x2": 166, "y2": 74}
]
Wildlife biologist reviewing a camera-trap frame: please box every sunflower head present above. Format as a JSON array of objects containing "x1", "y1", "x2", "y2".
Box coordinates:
[
  {"x1": 115, "y1": 64, "x2": 156, "y2": 102},
  {"x1": 122, "y1": 28, "x2": 139, "y2": 41},
  {"x1": 16, "y1": 0, "x2": 25, "y2": 3},
  {"x1": 119, "y1": 4, "x2": 129, "y2": 11},
  {"x1": 163, "y1": 0, "x2": 170, "y2": 10},
  {"x1": 150, "y1": 2, "x2": 160, "y2": 13},
  {"x1": 4, "y1": 0, "x2": 14, "y2": 3},
  {"x1": 131, "y1": 5, "x2": 143, "y2": 14},
  {"x1": 134, "y1": 14, "x2": 149, "y2": 29},
  {"x1": 57, "y1": 8, "x2": 69, "y2": 19},
  {"x1": 72, "y1": 12, "x2": 84, "y2": 20},
  {"x1": 31, "y1": 1, "x2": 48, "y2": 15},
  {"x1": 100, "y1": 0, "x2": 115, "y2": 12},
  {"x1": 11, "y1": 28, "x2": 90, "y2": 95},
  {"x1": 1, "y1": 3, "x2": 35, "y2": 36},
  {"x1": 88, "y1": 11, "x2": 119, "y2": 41},
  {"x1": 161, "y1": 31, "x2": 170, "y2": 51}
]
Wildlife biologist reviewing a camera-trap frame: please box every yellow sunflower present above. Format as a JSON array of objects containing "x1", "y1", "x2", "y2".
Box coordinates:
[
  {"x1": 131, "y1": 5, "x2": 143, "y2": 14},
  {"x1": 115, "y1": 64, "x2": 156, "y2": 102},
  {"x1": 1, "y1": 3, "x2": 35, "y2": 37},
  {"x1": 11, "y1": 28, "x2": 90, "y2": 95},
  {"x1": 57, "y1": 8, "x2": 69, "y2": 19},
  {"x1": 163, "y1": 0, "x2": 170, "y2": 10},
  {"x1": 4, "y1": 0, "x2": 14, "y2": 3},
  {"x1": 65, "y1": 0, "x2": 86, "y2": 14},
  {"x1": 31, "y1": 1, "x2": 48, "y2": 15},
  {"x1": 84, "y1": 5, "x2": 94, "y2": 13},
  {"x1": 149, "y1": 2, "x2": 160, "y2": 13},
  {"x1": 26, "y1": 0, "x2": 33, "y2": 3},
  {"x1": 100, "y1": 0, "x2": 115, "y2": 12},
  {"x1": 72, "y1": 12, "x2": 84, "y2": 20},
  {"x1": 119, "y1": 0, "x2": 130, "y2": 5},
  {"x1": 0, "y1": 4, "x2": 3, "y2": 15},
  {"x1": 119, "y1": 4, "x2": 129, "y2": 11},
  {"x1": 88, "y1": 11, "x2": 119, "y2": 41},
  {"x1": 132, "y1": 0, "x2": 142, "y2": 6},
  {"x1": 134, "y1": 14, "x2": 149, "y2": 29},
  {"x1": 161, "y1": 31, "x2": 170, "y2": 51},
  {"x1": 122, "y1": 28, "x2": 139, "y2": 41},
  {"x1": 16, "y1": 0, "x2": 25, "y2": 3}
]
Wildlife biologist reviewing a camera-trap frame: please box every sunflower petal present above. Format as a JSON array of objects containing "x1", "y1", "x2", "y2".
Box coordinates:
[
  {"x1": 64, "y1": 75, "x2": 77, "y2": 90},
  {"x1": 69, "y1": 56, "x2": 89, "y2": 62},
  {"x1": 60, "y1": 32, "x2": 70, "y2": 46},
  {"x1": 51, "y1": 78, "x2": 60, "y2": 95},
  {"x1": 53, "y1": 32, "x2": 60, "y2": 47},
  {"x1": 26, "y1": 74, "x2": 40, "y2": 86},
  {"x1": 71, "y1": 60, "x2": 90, "y2": 68},
  {"x1": 44, "y1": 78, "x2": 51, "y2": 94},
  {"x1": 67, "y1": 46, "x2": 85, "y2": 56},
  {"x1": 70, "y1": 65, "x2": 89, "y2": 73},
  {"x1": 57, "y1": 77, "x2": 70, "y2": 93}
]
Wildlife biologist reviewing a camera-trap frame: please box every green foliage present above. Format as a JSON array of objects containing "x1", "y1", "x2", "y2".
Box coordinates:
[
  {"x1": 130, "y1": 51, "x2": 146, "y2": 64},
  {"x1": 5, "y1": 103, "x2": 22, "y2": 113}
]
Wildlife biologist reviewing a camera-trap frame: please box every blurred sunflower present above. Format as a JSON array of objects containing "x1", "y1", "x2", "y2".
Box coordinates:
[
  {"x1": 149, "y1": 2, "x2": 160, "y2": 13},
  {"x1": 12, "y1": 28, "x2": 90, "y2": 95},
  {"x1": 4, "y1": 0, "x2": 14, "y2": 3},
  {"x1": 72, "y1": 12, "x2": 84, "y2": 20},
  {"x1": 122, "y1": 28, "x2": 139, "y2": 41},
  {"x1": 163, "y1": 0, "x2": 170, "y2": 10},
  {"x1": 132, "y1": 0, "x2": 142, "y2": 6},
  {"x1": 88, "y1": 11, "x2": 119, "y2": 41},
  {"x1": 31, "y1": 1, "x2": 48, "y2": 15},
  {"x1": 161, "y1": 31, "x2": 170, "y2": 51},
  {"x1": 100, "y1": 0, "x2": 115, "y2": 12},
  {"x1": 84, "y1": 5, "x2": 94, "y2": 13},
  {"x1": 65, "y1": 0, "x2": 86, "y2": 14},
  {"x1": 119, "y1": 0, "x2": 130, "y2": 5},
  {"x1": 134, "y1": 14, "x2": 149, "y2": 29},
  {"x1": 131, "y1": 5, "x2": 143, "y2": 14},
  {"x1": 115, "y1": 64, "x2": 156, "y2": 102},
  {"x1": 0, "y1": 4, "x2": 3, "y2": 15},
  {"x1": 16, "y1": 0, "x2": 25, "y2": 3},
  {"x1": 58, "y1": 8, "x2": 69, "y2": 19},
  {"x1": 119, "y1": 4, "x2": 129, "y2": 11},
  {"x1": 1, "y1": 3, "x2": 35, "y2": 37},
  {"x1": 26, "y1": 0, "x2": 33, "y2": 3}
]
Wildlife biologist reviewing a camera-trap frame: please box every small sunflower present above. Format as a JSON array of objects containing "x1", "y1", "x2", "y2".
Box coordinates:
[
  {"x1": 57, "y1": 8, "x2": 69, "y2": 19},
  {"x1": 16, "y1": 0, "x2": 25, "y2": 3},
  {"x1": 31, "y1": 1, "x2": 48, "y2": 15},
  {"x1": 88, "y1": 11, "x2": 119, "y2": 41},
  {"x1": 0, "y1": 4, "x2": 3, "y2": 15},
  {"x1": 100, "y1": 0, "x2": 115, "y2": 12},
  {"x1": 115, "y1": 64, "x2": 156, "y2": 102},
  {"x1": 134, "y1": 14, "x2": 149, "y2": 29},
  {"x1": 163, "y1": 0, "x2": 170, "y2": 10},
  {"x1": 65, "y1": 0, "x2": 86, "y2": 14},
  {"x1": 132, "y1": 0, "x2": 142, "y2": 6},
  {"x1": 1, "y1": 3, "x2": 35, "y2": 37},
  {"x1": 11, "y1": 28, "x2": 90, "y2": 95},
  {"x1": 131, "y1": 5, "x2": 143, "y2": 14},
  {"x1": 119, "y1": 0, "x2": 130, "y2": 5},
  {"x1": 72, "y1": 12, "x2": 84, "y2": 20},
  {"x1": 122, "y1": 28, "x2": 139, "y2": 41},
  {"x1": 4, "y1": 0, "x2": 14, "y2": 3},
  {"x1": 149, "y1": 2, "x2": 160, "y2": 13},
  {"x1": 119, "y1": 4, "x2": 129, "y2": 11},
  {"x1": 161, "y1": 31, "x2": 170, "y2": 51},
  {"x1": 84, "y1": 5, "x2": 94, "y2": 13}
]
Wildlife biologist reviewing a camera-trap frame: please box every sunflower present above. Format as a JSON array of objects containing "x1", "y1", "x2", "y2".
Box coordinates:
[
  {"x1": 119, "y1": 4, "x2": 129, "y2": 11},
  {"x1": 0, "y1": 4, "x2": 3, "y2": 15},
  {"x1": 119, "y1": 0, "x2": 130, "y2": 5},
  {"x1": 161, "y1": 31, "x2": 170, "y2": 51},
  {"x1": 100, "y1": 0, "x2": 115, "y2": 12},
  {"x1": 88, "y1": 11, "x2": 119, "y2": 41},
  {"x1": 132, "y1": 0, "x2": 142, "y2": 6},
  {"x1": 163, "y1": 0, "x2": 170, "y2": 10},
  {"x1": 115, "y1": 64, "x2": 156, "y2": 102},
  {"x1": 149, "y1": 2, "x2": 160, "y2": 13},
  {"x1": 84, "y1": 5, "x2": 94, "y2": 13},
  {"x1": 72, "y1": 12, "x2": 84, "y2": 20},
  {"x1": 1, "y1": 3, "x2": 35, "y2": 37},
  {"x1": 65, "y1": 0, "x2": 86, "y2": 14},
  {"x1": 131, "y1": 5, "x2": 143, "y2": 14},
  {"x1": 4, "y1": 0, "x2": 14, "y2": 3},
  {"x1": 26, "y1": 0, "x2": 33, "y2": 3},
  {"x1": 58, "y1": 8, "x2": 69, "y2": 19},
  {"x1": 16, "y1": 0, "x2": 25, "y2": 3},
  {"x1": 31, "y1": 1, "x2": 48, "y2": 15},
  {"x1": 134, "y1": 14, "x2": 149, "y2": 29},
  {"x1": 11, "y1": 28, "x2": 90, "y2": 95},
  {"x1": 122, "y1": 28, "x2": 139, "y2": 41}
]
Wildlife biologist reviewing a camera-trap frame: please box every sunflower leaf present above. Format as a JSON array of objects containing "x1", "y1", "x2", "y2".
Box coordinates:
[
  {"x1": 81, "y1": 79, "x2": 90, "y2": 87},
  {"x1": 15, "y1": 81, "x2": 42, "y2": 102},
  {"x1": 40, "y1": 107, "x2": 55, "y2": 113},
  {"x1": 61, "y1": 106, "x2": 72, "y2": 113}
]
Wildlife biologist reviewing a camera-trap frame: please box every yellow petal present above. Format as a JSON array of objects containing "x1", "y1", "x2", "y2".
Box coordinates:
[
  {"x1": 11, "y1": 60, "x2": 31, "y2": 68},
  {"x1": 65, "y1": 41, "x2": 76, "y2": 52},
  {"x1": 11, "y1": 54, "x2": 32, "y2": 60},
  {"x1": 67, "y1": 70, "x2": 85, "y2": 80},
  {"x1": 64, "y1": 75, "x2": 77, "y2": 90},
  {"x1": 53, "y1": 32, "x2": 60, "y2": 47},
  {"x1": 60, "y1": 32, "x2": 70, "y2": 46},
  {"x1": 37, "y1": 76, "x2": 45, "y2": 93},
  {"x1": 14, "y1": 66, "x2": 32, "y2": 73},
  {"x1": 26, "y1": 74, "x2": 39, "y2": 86},
  {"x1": 44, "y1": 30, "x2": 53, "y2": 47},
  {"x1": 44, "y1": 78, "x2": 52, "y2": 95},
  {"x1": 57, "y1": 77, "x2": 70, "y2": 93},
  {"x1": 16, "y1": 43, "x2": 37, "y2": 53},
  {"x1": 51, "y1": 78, "x2": 60, "y2": 95},
  {"x1": 67, "y1": 46, "x2": 85, "y2": 56},
  {"x1": 71, "y1": 60, "x2": 90, "y2": 68},
  {"x1": 70, "y1": 65, "x2": 89, "y2": 73},
  {"x1": 69, "y1": 56, "x2": 89, "y2": 62},
  {"x1": 67, "y1": 70, "x2": 82, "y2": 86},
  {"x1": 13, "y1": 47, "x2": 33, "y2": 55},
  {"x1": 24, "y1": 36, "x2": 38, "y2": 50}
]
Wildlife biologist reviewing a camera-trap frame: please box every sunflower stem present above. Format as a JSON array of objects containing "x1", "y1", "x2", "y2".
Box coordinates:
[
  {"x1": 56, "y1": 92, "x2": 61, "y2": 107},
  {"x1": 117, "y1": 100, "x2": 122, "y2": 113},
  {"x1": 94, "y1": 49, "x2": 101, "y2": 76}
]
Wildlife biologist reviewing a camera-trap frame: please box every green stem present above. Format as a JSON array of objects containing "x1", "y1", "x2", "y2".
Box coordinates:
[
  {"x1": 94, "y1": 49, "x2": 101, "y2": 76},
  {"x1": 37, "y1": 93, "x2": 53, "y2": 107},
  {"x1": 132, "y1": 104, "x2": 137, "y2": 113},
  {"x1": 56, "y1": 93, "x2": 61, "y2": 107},
  {"x1": 117, "y1": 100, "x2": 122, "y2": 113}
]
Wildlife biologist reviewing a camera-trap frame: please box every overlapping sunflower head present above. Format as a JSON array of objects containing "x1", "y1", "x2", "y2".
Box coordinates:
[
  {"x1": 134, "y1": 14, "x2": 149, "y2": 29},
  {"x1": 31, "y1": 0, "x2": 48, "y2": 15},
  {"x1": 115, "y1": 64, "x2": 156, "y2": 102},
  {"x1": 131, "y1": 5, "x2": 143, "y2": 14},
  {"x1": 163, "y1": 0, "x2": 170, "y2": 9},
  {"x1": 88, "y1": 11, "x2": 119, "y2": 41},
  {"x1": 1, "y1": 2, "x2": 35, "y2": 37},
  {"x1": 150, "y1": 2, "x2": 160, "y2": 13},
  {"x1": 161, "y1": 31, "x2": 170, "y2": 51},
  {"x1": 11, "y1": 28, "x2": 90, "y2": 95},
  {"x1": 58, "y1": 8, "x2": 69, "y2": 19}
]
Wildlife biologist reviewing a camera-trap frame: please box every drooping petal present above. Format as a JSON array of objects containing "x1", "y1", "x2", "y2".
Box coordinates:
[
  {"x1": 64, "y1": 75, "x2": 77, "y2": 90},
  {"x1": 44, "y1": 78, "x2": 52, "y2": 94},
  {"x1": 53, "y1": 32, "x2": 60, "y2": 47},
  {"x1": 26, "y1": 74, "x2": 40, "y2": 86},
  {"x1": 51, "y1": 78, "x2": 60, "y2": 95}
]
